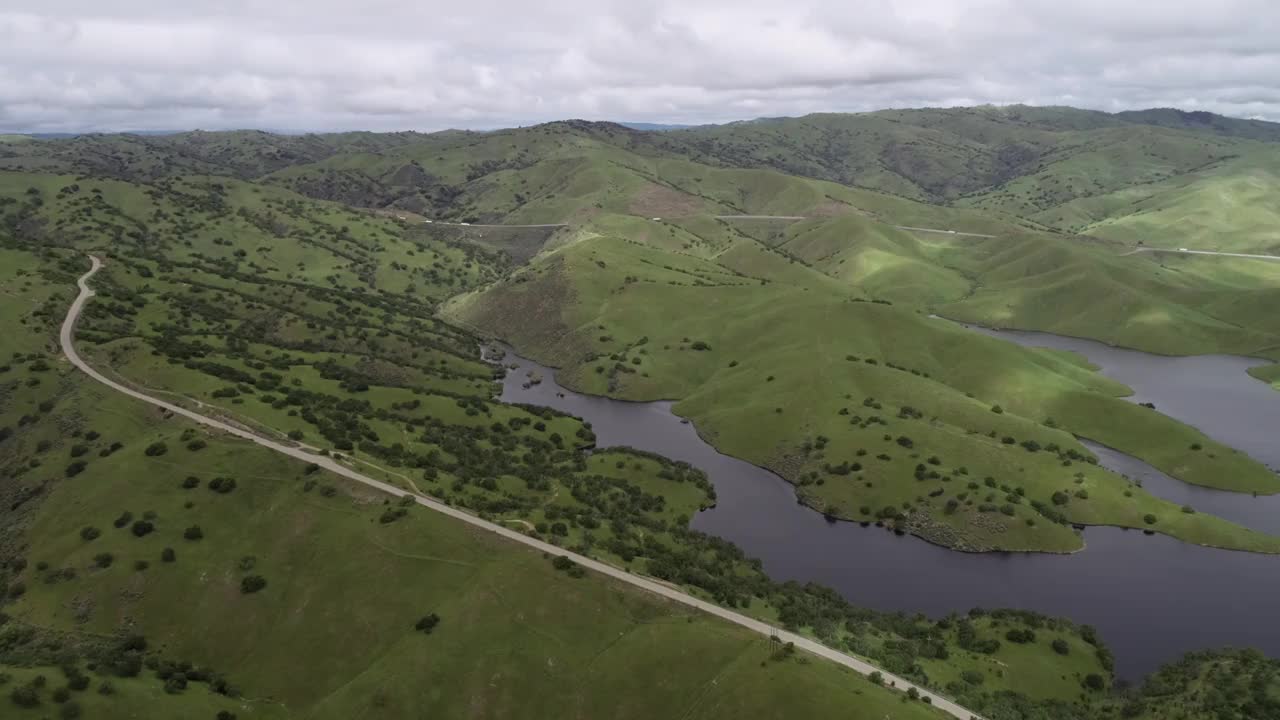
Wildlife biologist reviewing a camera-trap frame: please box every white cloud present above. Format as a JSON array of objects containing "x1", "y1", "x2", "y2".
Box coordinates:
[{"x1": 1, "y1": 0, "x2": 1279, "y2": 131}]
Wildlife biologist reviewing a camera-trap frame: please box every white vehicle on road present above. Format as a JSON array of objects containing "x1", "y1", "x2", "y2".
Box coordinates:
[{"x1": 1179, "y1": 247, "x2": 1189, "y2": 251}]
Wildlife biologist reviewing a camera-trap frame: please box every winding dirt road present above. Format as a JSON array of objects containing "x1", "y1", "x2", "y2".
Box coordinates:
[{"x1": 62, "y1": 255, "x2": 981, "y2": 720}]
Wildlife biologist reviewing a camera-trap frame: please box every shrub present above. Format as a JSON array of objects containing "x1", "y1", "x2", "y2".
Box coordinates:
[
  {"x1": 161, "y1": 548, "x2": 176, "y2": 563},
  {"x1": 66, "y1": 674, "x2": 89, "y2": 692},
  {"x1": 414, "y1": 613, "x2": 441, "y2": 633},
  {"x1": 1005, "y1": 628, "x2": 1036, "y2": 644},
  {"x1": 1052, "y1": 638, "x2": 1070, "y2": 655},
  {"x1": 10, "y1": 684, "x2": 39, "y2": 707},
  {"x1": 79, "y1": 526, "x2": 101, "y2": 541},
  {"x1": 92, "y1": 553, "x2": 114, "y2": 569},
  {"x1": 113, "y1": 511, "x2": 134, "y2": 528},
  {"x1": 1143, "y1": 514, "x2": 1157, "y2": 525},
  {"x1": 130, "y1": 520, "x2": 155, "y2": 537},
  {"x1": 183, "y1": 526, "x2": 204, "y2": 541},
  {"x1": 991, "y1": 405, "x2": 1003, "y2": 414},
  {"x1": 1084, "y1": 673, "x2": 1105, "y2": 691},
  {"x1": 144, "y1": 442, "x2": 168, "y2": 457},
  {"x1": 61, "y1": 701, "x2": 83, "y2": 719},
  {"x1": 65, "y1": 461, "x2": 88, "y2": 477},
  {"x1": 868, "y1": 671, "x2": 883, "y2": 685},
  {"x1": 185, "y1": 439, "x2": 207, "y2": 451},
  {"x1": 208, "y1": 477, "x2": 237, "y2": 494},
  {"x1": 961, "y1": 669, "x2": 984, "y2": 685},
  {"x1": 181, "y1": 476, "x2": 200, "y2": 489},
  {"x1": 240, "y1": 575, "x2": 267, "y2": 594},
  {"x1": 1181, "y1": 505, "x2": 1196, "y2": 514}
]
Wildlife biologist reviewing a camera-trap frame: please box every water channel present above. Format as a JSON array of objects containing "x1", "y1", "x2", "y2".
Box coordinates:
[{"x1": 494, "y1": 330, "x2": 1280, "y2": 681}]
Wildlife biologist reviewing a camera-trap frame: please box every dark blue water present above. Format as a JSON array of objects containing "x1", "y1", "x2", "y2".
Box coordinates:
[{"x1": 494, "y1": 341, "x2": 1280, "y2": 682}]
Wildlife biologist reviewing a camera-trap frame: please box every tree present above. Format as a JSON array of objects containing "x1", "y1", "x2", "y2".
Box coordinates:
[
  {"x1": 1005, "y1": 628, "x2": 1036, "y2": 644},
  {"x1": 868, "y1": 671, "x2": 883, "y2": 685},
  {"x1": 183, "y1": 526, "x2": 204, "y2": 541},
  {"x1": 1052, "y1": 638, "x2": 1070, "y2": 655},
  {"x1": 1084, "y1": 673, "x2": 1105, "y2": 691},
  {"x1": 144, "y1": 441, "x2": 168, "y2": 457},
  {"x1": 208, "y1": 477, "x2": 237, "y2": 494},
  {"x1": 415, "y1": 613, "x2": 441, "y2": 633},
  {"x1": 10, "y1": 684, "x2": 39, "y2": 707},
  {"x1": 131, "y1": 520, "x2": 155, "y2": 537},
  {"x1": 907, "y1": 686, "x2": 920, "y2": 700},
  {"x1": 1143, "y1": 514, "x2": 1158, "y2": 525},
  {"x1": 79, "y1": 526, "x2": 101, "y2": 541},
  {"x1": 240, "y1": 575, "x2": 267, "y2": 594}
]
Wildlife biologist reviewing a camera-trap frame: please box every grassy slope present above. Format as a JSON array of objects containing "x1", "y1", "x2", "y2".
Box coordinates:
[
  {"x1": 937, "y1": 236, "x2": 1280, "y2": 361},
  {"x1": 658, "y1": 107, "x2": 1280, "y2": 256},
  {"x1": 4, "y1": 117, "x2": 1277, "y2": 717},
  {"x1": 443, "y1": 216, "x2": 1280, "y2": 554},
  {"x1": 7, "y1": 380, "x2": 942, "y2": 720},
  {"x1": 0, "y1": 247, "x2": 957, "y2": 719}
]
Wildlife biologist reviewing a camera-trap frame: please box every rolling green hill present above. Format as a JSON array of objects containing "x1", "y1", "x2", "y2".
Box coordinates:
[{"x1": 3, "y1": 106, "x2": 1280, "y2": 719}]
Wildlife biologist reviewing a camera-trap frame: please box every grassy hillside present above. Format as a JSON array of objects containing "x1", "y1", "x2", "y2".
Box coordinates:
[
  {"x1": 444, "y1": 213, "x2": 1280, "y2": 554},
  {"x1": 650, "y1": 107, "x2": 1280, "y2": 254},
  {"x1": 4, "y1": 111, "x2": 1280, "y2": 719},
  {"x1": 0, "y1": 182, "x2": 1113, "y2": 720}
]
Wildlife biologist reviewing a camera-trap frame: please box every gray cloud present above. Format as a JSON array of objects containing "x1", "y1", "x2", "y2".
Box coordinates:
[{"x1": 2, "y1": 0, "x2": 1280, "y2": 132}]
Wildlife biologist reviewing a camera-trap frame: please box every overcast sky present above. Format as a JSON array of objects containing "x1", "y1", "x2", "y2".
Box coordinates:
[{"x1": 3, "y1": 0, "x2": 1280, "y2": 132}]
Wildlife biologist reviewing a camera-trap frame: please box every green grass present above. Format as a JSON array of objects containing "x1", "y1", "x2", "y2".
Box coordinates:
[
  {"x1": 919, "y1": 616, "x2": 1106, "y2": 702},
  {"x1": 445, "y1": 218, "x2": 1280, "y2": 553},
  {"x1": 7, "y1": 112, "x2": 1280, "y2": 719},
  {"x1": 0, "y1": 250, "x2": 954, "y2": 719},
  {"x1": 0, "y1": 663, "x2": 280, "y2": 719}
]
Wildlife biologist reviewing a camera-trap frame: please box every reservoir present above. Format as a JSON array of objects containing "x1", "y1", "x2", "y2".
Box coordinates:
[{"x1": 495, "y1": 335, "x2": 1280, "y2": 681}]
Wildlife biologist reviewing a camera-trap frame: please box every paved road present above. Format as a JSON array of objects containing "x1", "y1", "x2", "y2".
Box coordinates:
[
  {"x1": 1121, "y1": 247, "x2": 1280, "y2": 262},
  {"x1": 892, "y1": 225, "x2": 997, "y2": 239},
  {"x1": 424, "y1": 220, "x2": 567, "y2": 229},
  {"x1": 715, "y1": 215, "x2": 998, "y2": 239},
  {"x1": 62, "y1": 255, "x2": 981, "y2": 720},
  {"x1": 714, "y1": 214, "x2": 809, "y2": 220}
]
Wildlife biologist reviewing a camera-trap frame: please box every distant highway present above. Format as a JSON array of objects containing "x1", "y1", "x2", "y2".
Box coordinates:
[
  {"x1": 892, "y1": 225, "x2": 998, "y2": 239},
  {"x1": 422, "y1": 220, "x2": 567, "y2": 229},
  {"x1": 714, "y1": 214, "x2": 808, "y2": 220},
  {"x1": 62, "y1": 255, "x2": 983, "y2": 720},
  {"x1": 1121, "y1": 247, "x2": 1280, "y2": 262},
  {"x1": 714, "y1": 215, "x2": 998, "y2": 238}
]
